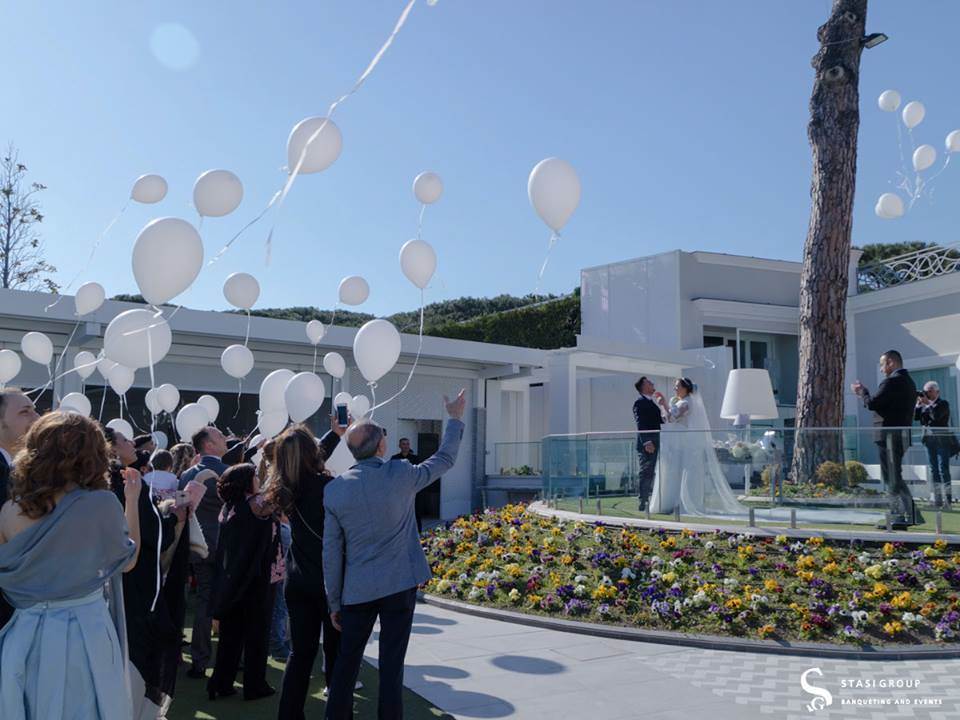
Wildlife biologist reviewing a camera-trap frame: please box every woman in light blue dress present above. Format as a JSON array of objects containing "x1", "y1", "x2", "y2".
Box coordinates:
[{"x1": 0, "y1": 411, "x2": 140, "y2": 720}]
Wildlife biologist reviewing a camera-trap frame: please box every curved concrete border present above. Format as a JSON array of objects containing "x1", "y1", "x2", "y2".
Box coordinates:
[
  {"x1": 530, "y1": 501, "x2": 960, "y2": 546},
  {"x1": 422, "y1": 594, "x2": 960, "y2": 661}
]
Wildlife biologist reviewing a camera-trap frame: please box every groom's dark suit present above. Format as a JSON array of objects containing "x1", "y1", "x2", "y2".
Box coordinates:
[{"x1": 633, "y1": 395, "x2": 663, "y2": 510}]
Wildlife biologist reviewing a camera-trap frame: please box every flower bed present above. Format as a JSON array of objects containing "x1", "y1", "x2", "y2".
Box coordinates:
[{"x1": 422, "y1": 504, "x2": 960, "y2": 646}]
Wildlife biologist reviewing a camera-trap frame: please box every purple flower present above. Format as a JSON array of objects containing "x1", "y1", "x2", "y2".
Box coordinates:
[
  {"x1": 485, "y1": 584, "x2": 496, "y2": 599},
  {"x1": 563, "y1": 599, "x2": 591, "y2": 616}
]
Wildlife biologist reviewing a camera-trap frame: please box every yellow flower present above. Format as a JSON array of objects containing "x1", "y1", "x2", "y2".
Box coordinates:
[
  {"x1": 660, "y1": 536, "x2": 677, "y2": 549},
  {"x1": 480, "y1": 558, "x2": 495, "y2": 571},
  {"x1": 527, "y1": 594, "x2": 542, "y2": 606},
  {"x1": 872, "y1": 582, "x2": 889, "y2": 598},
  {"x1": 764, "y1": 579, "x2": 779, "y2": 592},
  {"x1": 559, "y1": 554, "x2": 574, "y2": 566},
  {"x1": 806, "y1": 536, "x2": 824, "y2": 546},
  {"x1": 508, "y1": 589, "x2": 521, "y2": 603},
  {"x1": 865, "y1": 564, "x2": 884, "y2": 579},
  {"x1": 924, "y1": 547, "x2": 938, "y2": 558},
  {"x1": 464, "y1": 554, "x2": 478, "y2": 568},
  {"x1": 797, "y1": 570, "x2": 814, "y2": 583},
  {"x1": 758, "y1": 624, "x2": 775, "y2": 638},
  {"x1": 883, "y1": 542, "x2": 896, "y2": 556},
  {"x1": 891, "y1": 591, "x2": 913, "y2": 610},
  {"x1": 934, "y1": 539, "x2": 948, "y2": 550},
  {"x1": 934, "y1": 559, "x2": 949, "y2": 570},
  {"x1": 725, "y1": 598, "x2": 742, "y2": 609},
  {"x1": 594, "y1": 526, "x2": 606, "y2": 536},
  {"x1": 551, "y1": 527, "x2": 563, "y2": 537},
  {"x1": 592, "y1": 585, "x2": 617, "y2": 601},
  {"x1": 614, "y1": 556, "x2": 629, "y2": 568},
  {"x1": 822, "y1": 562, "x2": 839, "y2": 575},
  {"x1": 796, "y1": 555, "x2": 817, "y2": 570},
  {"x1": 883, "y1": 620, "x2": 904, "y2": 636},
  {"x1": 505, "y1": 563, "x2": 524, "y2": 578},
  {"x1": 662, "y1": 571, "x2": 677, "y2": 584},
  {"x1": 775, "y1": 534, "x2": 788, "y2": 544},
  {"x1": 640, "y1": 544, "x2": 652, "y2": 553}
]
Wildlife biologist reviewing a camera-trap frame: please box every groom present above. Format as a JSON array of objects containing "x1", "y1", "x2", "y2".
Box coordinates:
[{"x1": 633, "y1": 377, "x2": 667, "y2": 512}]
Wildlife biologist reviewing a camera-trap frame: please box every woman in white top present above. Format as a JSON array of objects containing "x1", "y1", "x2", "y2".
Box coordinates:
[{"x1": 649, "y1": 378, "x2": 693, "y2": 513}]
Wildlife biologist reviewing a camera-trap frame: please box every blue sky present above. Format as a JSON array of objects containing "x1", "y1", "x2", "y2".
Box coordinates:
[{"x1": 3, "y1": 1, "x2": 959, "y2": 316}]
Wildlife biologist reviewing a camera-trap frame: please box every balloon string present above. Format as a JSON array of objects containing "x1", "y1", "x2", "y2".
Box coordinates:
[
  {"x1": 330, "y1": 303, "x2": 339, "y2": 328},
  {"x1": 259, "y1": 0, "x2": 417, "y2": 256},
  {"x1": 51, "y1": 321, "x2": 82, "y2": 397},
  {"x1": 26, "y1": 362, "x2": 55, "y2": 400},
  {"x1": 147, "y1": 329, "x2": 156, "y2": 433},
  {"x1": 368, "y1": 382, "x2": 378, "y2": 421},
  {"x1": 244, "y1": 310, "x2": 251, "y2": 347},
  {"x1": 208, "y1": 190, "x2": 281, "y2": 266},
  {"x1": 233, "y1": 379, "x2": 243, "y2": 420},
  {"x1": 417, "y1": 203, "x2": 426, "y2": 241},
  {"x1": 48, "y1": 199, "x2": 131, "y2": 309},
  {"x1": 370, "y1": 289, "x2": 425, "y2": 413},
  {"x1": 535, "y1": 231, "x2": 560, "y2": 292},
  {"x1": 98, "y1": 384, "x2": 107, "y2": 421},
  {"x1": 312, "y1": 346, "x2": 318, "y2": 374}
]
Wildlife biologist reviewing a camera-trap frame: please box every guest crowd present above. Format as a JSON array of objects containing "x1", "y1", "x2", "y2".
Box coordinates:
[{"x1": 0, "y1": 385, "x2": 466, "y2": 720}]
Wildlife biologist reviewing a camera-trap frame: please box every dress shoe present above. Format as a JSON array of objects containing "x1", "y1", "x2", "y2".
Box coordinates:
[
  {"x1": 243, "y1": 684, "x2": 276, "y2": 701},
  {"x1": 206, "y1": 681, "x2": 238, "y2": 701}
]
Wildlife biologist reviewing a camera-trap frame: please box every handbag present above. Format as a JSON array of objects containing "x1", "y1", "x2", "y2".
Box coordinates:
[{"x1": 188, "y1": 512, "x2": 209, "y2": 559}]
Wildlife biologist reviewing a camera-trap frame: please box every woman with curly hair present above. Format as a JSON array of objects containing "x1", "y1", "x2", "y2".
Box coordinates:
[
  {"x1": 270, "y1": 420, "x2": 345, "y2": 717},
  {"x1": 0, "y1": 412, "x2": 139, "y2": 719},
  {"x1": 206, "y1": 463, "x2": 278, "y2": 702},
  {"x1": 169, "y1": 442, "x2": 197, "y2": 478}
]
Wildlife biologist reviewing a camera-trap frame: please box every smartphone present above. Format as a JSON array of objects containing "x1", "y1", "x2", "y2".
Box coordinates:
[
  {"x1": 174, "y1": 490, "x2": 189, "y2": 508},
  {"x1": 918, "y1": 391, "x2": 926, "y2": 398},
  {"x1": 336, "y1": 404, "x2": 349, "y2": 427}
]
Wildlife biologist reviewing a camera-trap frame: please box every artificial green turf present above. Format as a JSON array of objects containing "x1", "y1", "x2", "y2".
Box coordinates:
[{"x1": 554, "y1": 495, "x2": 960, "y2": 534}]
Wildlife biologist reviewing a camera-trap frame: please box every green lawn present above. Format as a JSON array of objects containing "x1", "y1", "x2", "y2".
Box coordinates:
[
  {"x1": 168, "y1": 620, "x2": 452, "y2": 720},
  {"x1": 554, "y1": 495, "x2": 960, "y2": 534}
]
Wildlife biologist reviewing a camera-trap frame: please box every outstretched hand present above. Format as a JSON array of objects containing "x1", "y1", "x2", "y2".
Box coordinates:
[{"x1": 444, "y1": 389, "x2": 467, "y2": 420}]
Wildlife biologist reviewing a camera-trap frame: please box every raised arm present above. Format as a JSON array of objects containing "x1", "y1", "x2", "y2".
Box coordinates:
[{"x1": 410, "y1": 390, "x2": 466, "y2": 493}]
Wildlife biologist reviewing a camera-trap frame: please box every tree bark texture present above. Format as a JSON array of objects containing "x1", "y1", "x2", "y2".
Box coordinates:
[{"x1": 792, "y1": 0, "x2": 867, "y2": 482}]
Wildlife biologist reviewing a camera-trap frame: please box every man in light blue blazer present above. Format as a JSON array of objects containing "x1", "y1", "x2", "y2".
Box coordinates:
[{"x1": 323, "y1": 390, "x2": 466, "y2": 720}]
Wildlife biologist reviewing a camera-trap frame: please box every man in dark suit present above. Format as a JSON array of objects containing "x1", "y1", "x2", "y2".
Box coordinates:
[
  {"x1": 633, "y1": 376, "x2": 667, "y2": 512},
  {"x1": 916, "y1": 380, "x2": 953, "y2": 508},
  {"x1": 179, "y1": 425, "x2": 229, "y2": 678},
  {"x1": 391, "y1": 438, "x2": 426, "y2": 531},
  {"x1": 853, "y1": 350, "x2": 923, "y2": 528},
  {"x1": 0, "y1": 388, "x2": 40, "y2": 628}
]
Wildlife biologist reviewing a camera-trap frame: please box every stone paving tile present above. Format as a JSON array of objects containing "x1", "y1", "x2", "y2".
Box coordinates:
[{"x1": 549, "y1": 639, "x2": 632, "y2": 662}]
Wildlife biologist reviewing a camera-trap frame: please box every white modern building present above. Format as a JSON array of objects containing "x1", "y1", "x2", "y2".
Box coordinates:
[{"x1": 1, "y1": 242, "x2": 958, "y2": 517}]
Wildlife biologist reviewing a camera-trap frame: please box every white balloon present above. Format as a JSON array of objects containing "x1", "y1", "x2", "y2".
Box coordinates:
[
  {"x1": 103, "y1": 309, "x2": 172, "y2": 369},
  {"x1": 306, "y1": 320, "x2": 325, "y2": 345},
  {"x1": 348, "y1": 394, "x2": 371, "y2": 419},
  {"x1": 877, "y1": 90, "x2": 901, "y2": 112},
  {"x1": 176, "y1": 403, "x2": 210, "y2": 441},
  {"x1": 74, "y1": 351, "x2": 98, "y2": 380},
  {"x1": 528, "y1": 157, "x2": 581, "y2": 233},
  {"x1": 223, "y1": 272, "x2": 260, "y2": 310},
  {"x1": 258, "y1": 409, "x2": 288, "y2": 438},
  {"x1": 221, "y1": 344, "x2": 254, "y2": 379},
  {"x1": 106, "y1": 418, "x2": 134, "y2": 442},
  {"x1": 131, "y1": 174, "x2": 168, "y2": 204},
  {"x1": 108, "y1": 364, "x2": 135, "y2": 395},
  {"x1": 21, "y1": 332, "x2": 53, "y2": 365},
  {"x1": 248, "y1": 434, "x2": 263, "y2": 449},
  {"x1": 145, "y1": 387, "x2": 163, "y2": 415},
  {"x1": 325, "y1": 437, "x2": 357, "y2": 473},
  {"x1": 946, "y1": 130, "x2": 960, "y2": 153},
  {"x1": 287, "y1": 116, "x2": 343, "y2": 174},
  {"x1": 97, "y1": 356, "x2": 118, "y2": 381},
  {"x1": 157, "y1": 383, "x2": 180, "y2": 413},
  {"x1": 0, "y1": 349, "x2": 20, "y2": 384},
  {"x1": 193, "y1": 169, "x2": 243, "y2": 218},
  {"x1": 260, "y1": 369, "x2": 295, "y2": 413},
  {"x1": 75, "y1": 282, "x2": 105, "y2": 316},
  {"x1": 59, "y1": 392, "x2": 91, "y2": 417},
  {"x1": 413, "y1": 171, "x2": 443, "y2": 204},
  {"x1": 197, "y1": 394, "x2": 220, "y2": 423},
  {"x1": 284, "y1": 372, "x2": 326, "y2": 423},
  {"x1": 876, "y1": 193, "x2": 904, "y2": 219},
  {"x1": 132, "y1": 217, "x2": 204, "y2": 305},
  {"x1": 323, "y1": 352, "x2": 346, "y2": 379},
  {"x1": 338, "y1": 276, "x2": 369, "y2": 306},
  {"x1": 913, "y1": 144, "x2": 937, "y2": 172},
  {"x1": 152, "y1": 430, "x2": 168, "y2": 450},
  {"x1": 353, "y1": 319, "x2": 401, "y2": 384},
  {"x1": 333, "y1": 391, "x2": 352, "y2": 408},
  {"x1": 399, "y1": 239, "x2": 437, "y2": 290},
  {"x1": 902, "y1": 101, "x2": 925, "y2": 129}
]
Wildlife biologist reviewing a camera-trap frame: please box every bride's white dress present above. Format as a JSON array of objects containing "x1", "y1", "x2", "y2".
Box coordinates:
[{"x1": 649, "y1": 393, "x2": 881, "y2": 525}]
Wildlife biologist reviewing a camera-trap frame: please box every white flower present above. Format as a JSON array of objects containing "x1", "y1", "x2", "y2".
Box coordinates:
[
  {"x1": 600, "y1": 575, "x2": 613, "y2": 586},
  {"x1": 468, "y1": 587, "x2": 482, "y2": 600},
  {"x1": 883, "y1": 559, "x2": 899, "y2": 569},
  {"x1": 924, "y1": 581, "x2": 938, "y2": 594},
  {"x1": 851, "y1": 610, "x2": 869, "y2": 627},
  {"x1": 857, "y1": 552, "x2": 872, "y2": 565},
  {"x1": 851, "y1": 571, "x2": 865, "y2": 581},
  {"x1": 621, "y1": 568, "x2": 636, "y2": 580},
  {"x1": 574, "y1": 584, "x2": 587, "y2": 597},
  {"x1": 790, "y1": 542, "x2": 804, "y2": 553},
  {"x1": 704, "y1": 541, "x2": 715, "y2": 551},
  {"x1": 673, "y1": 601, "x2": 683, "y2": 614},
  {"x1": 574, "y1": 574, "x2": 589, "y2": 584},
  {"x1": 650, "y1": 556, "x2": 664, "y2": 567},
  {"x1": 669, "y1": 558, "x2": 683, "y2": 568},
  {"x1": 650, "y1": 569, "x2": 662, "y2": 580},
  {"x1": 723, "y1": 578, "x2": 739, "y2": 589},
  {"x1": 901, "y1": 612, "x2": 925, "y2": 628}
]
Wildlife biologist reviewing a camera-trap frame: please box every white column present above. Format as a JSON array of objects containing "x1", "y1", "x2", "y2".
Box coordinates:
[
  {"x1": 547, "y1": 354, "x2": 576, "y2": 435},
  {"x1": 485, "y1": 380, "x2": 502, "y2": 475}
]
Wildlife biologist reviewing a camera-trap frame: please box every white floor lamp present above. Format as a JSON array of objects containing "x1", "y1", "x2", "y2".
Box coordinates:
[{"x1": 720, "y1": 369, "x2": 779, "y2": 492}]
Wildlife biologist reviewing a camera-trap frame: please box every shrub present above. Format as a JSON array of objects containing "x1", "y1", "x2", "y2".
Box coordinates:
[
  {"x1": 815, "y1": 461, "x2": 846, "y2": 490},
  {"x1": 845, "y1": 461, "x2": 868, "y2": 487}
]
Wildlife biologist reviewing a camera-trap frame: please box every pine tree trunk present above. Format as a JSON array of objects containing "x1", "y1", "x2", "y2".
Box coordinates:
[{"x1": 792, "y1": 0, "x2": 867, "y2": 483}]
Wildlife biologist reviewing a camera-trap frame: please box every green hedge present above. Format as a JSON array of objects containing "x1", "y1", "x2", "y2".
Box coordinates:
[{"x1": 426, "y1": 294, "x2": 580, "y2": 349}]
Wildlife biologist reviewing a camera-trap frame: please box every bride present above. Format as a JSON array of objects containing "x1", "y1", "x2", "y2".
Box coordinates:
[{"x1": 649, "y1": 378, "x2": 880, "y2": 525}]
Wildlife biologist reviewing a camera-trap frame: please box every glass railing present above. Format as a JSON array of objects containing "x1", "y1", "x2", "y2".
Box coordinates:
[
  {"x1": 493, "y1": 441, "x2": 542, "y2": 477},
  {"x1": 542, "y1": 426, "x2": 960, "y2": 533}
]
